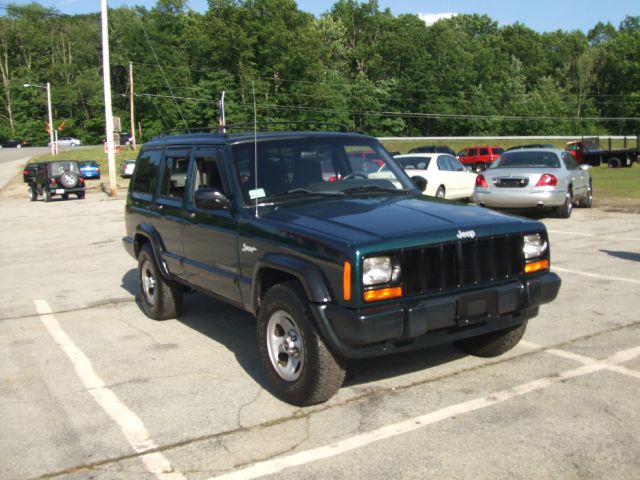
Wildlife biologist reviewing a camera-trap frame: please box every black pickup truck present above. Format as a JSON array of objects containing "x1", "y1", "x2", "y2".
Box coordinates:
[
  {"x1": 123, "y1": 130, "x2": 561, "y2": 405},
  {"x1": 566, "y1": 137, "x2": 640, "y2": 168}
]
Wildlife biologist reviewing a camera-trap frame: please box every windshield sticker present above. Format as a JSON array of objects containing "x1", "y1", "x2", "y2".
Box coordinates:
[{"x1": 249, "y1": 188, "x2": 266, "y2": 200}]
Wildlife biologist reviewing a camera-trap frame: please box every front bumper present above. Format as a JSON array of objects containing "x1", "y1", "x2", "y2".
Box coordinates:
[
  {"x1": 312, "y1": 271, "x2": 561, "y2": 359},
  {"x1": 473, "y1": 188, "x2": 566, "y2": 208}
]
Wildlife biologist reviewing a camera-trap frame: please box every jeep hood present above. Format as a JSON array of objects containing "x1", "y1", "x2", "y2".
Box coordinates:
[{"x1": 259, "y1": 195, "x2": 543, "y2": 249}]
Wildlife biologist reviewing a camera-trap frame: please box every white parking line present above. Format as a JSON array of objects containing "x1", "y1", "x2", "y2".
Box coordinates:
[
  {"x1": 34, "y1": 300, "x2": 186, "y2": 480},
  {"x1": 552, "y1": 266, "x2": 640, "y2": 285},
  {"x1": 209, "y1": 342, "x2": 640, "y2": 480}
]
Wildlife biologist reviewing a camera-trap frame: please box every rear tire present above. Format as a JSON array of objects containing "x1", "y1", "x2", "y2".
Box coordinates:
[
  {"x1": 578, "y1": 182, "x2": 593, "y2": 208},
  {"x1": 43, "y1": 189, "x2": 52, "y2": 203},
  {"x1": 137, "y1": 244, "x2": 183, "y2": 320},
  {"x1": 77, "y1": 191, "x2": 86, "y2": 199},
  {"x1": 556, "y1": 189, "x2": 573, "y2": 218},
  {"x1": 455, "y1": 321, "x2": 527, "y2": 357},
  {"x1": 608, "y1": 157, "x2": 621, "y2": 168},
  {"x1": 29, "y1": 187, "x2": 37, "y2": 202},
  {"x1": 257, "y1": 281, "x2": 346, "y2": 406}
]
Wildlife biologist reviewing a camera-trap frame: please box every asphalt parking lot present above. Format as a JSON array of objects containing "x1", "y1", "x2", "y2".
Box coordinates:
[{"x1": 1, "y1": 165, "x2": 639, "y2": 480}]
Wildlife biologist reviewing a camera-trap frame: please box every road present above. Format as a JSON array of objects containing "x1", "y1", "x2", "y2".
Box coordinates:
[{"x1": 0, "y1": 158, "x2": 639, "y2": 479}]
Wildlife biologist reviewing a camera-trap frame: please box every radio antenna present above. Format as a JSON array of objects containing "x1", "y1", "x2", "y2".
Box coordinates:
[{"x1": 253, "y1": 81, "x2": 259, "y2": 218}]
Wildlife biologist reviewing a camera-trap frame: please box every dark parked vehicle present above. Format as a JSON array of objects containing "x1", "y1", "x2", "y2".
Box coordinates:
[
  {"x1": 79, "y1": 161, "x2": 101, "y2": 179},
  {"x1": 1, "y1": 139, "x2": 30, "y2": 148},
  {"x1": 23, "y1": 162, "x2": 40, "y2": 183},
  {"x1": 408, "y1": 145, "x2": 455, "y2": 155},
  {"x1": 123, "y1": 131, "x2": 561, "y2": 405},
  {"x1": 28, "y1": 160, "x2": 86, "y2": 202},
  {"x1": 566, "y1": 137, "x2": 639, "y2": 168}
]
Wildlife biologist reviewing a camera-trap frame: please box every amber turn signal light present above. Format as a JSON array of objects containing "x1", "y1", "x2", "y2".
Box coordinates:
[
  {"x1": 525, "y1": 259, "x2": 549, "y2": 274},
  {"x1": 343, "y1": 261, "x2": 351, "y2": 301},
  {"x1": 363, "y1": 286, "x2": 403, "y2": 302}
]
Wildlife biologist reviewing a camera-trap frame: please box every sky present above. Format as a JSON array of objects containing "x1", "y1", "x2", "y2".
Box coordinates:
[{"x1": 4, "y1": 0, "x2": 640, "y2": 33}]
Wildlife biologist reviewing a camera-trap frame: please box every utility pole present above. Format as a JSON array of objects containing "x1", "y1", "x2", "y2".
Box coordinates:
[
  {"x1": 129, "y1": 61, "x2": 137, "y2": 150},
  {"x1": 101, "y1": 0, "x2": 117, "y2": 196},
  {"x1": 23, "y1": 82, "x2": 56, "y2": 156}
]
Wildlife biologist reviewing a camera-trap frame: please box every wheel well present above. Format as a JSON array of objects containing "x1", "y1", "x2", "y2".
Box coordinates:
[
  {"x1": 133, "y1": 233, "x2": 151, "y2": 257},
  {"x1": 257, "y1": 268, "x2": 300, "y2": 306}
]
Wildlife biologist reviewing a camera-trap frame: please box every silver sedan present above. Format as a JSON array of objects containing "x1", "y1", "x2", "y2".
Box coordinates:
[{"x1": 472, "y1": 148, "x2": 592, "y2": 218}]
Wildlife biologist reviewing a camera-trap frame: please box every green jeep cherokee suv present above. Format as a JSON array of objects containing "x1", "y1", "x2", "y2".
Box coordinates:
[{"x1": 123, "y1": 131, "x2": 561, "y2": 405}]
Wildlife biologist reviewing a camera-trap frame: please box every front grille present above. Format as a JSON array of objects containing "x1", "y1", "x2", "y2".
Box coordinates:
[
  {"x1": 495, "y1": 177, "x2": 529, "y2": 188},
  {"x1": 402, "y1": 234, "x2": 524, "y2": 296}
]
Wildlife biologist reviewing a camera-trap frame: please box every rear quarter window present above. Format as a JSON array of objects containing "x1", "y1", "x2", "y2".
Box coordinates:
[{"x1": 131, "y1": 149, "x2": 162, "y2": 195}]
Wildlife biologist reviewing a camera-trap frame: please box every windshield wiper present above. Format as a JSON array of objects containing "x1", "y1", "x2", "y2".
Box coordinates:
[
  {"x1": 267, "y1": 188, "x2": 345, "y2": 200},
  {"x1": 342, "y1": 185, "x2": 410, "y2": 195}
]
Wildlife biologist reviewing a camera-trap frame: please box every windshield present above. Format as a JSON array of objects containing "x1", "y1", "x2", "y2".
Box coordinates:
[
  {"x1": 394, "y1": 156, "x2": 431, "y2": 170},
  {"x1": 49, "y1": 161, "x2": 80, "y2": 175},
  {"x1": 231, "y1": 137, "x2": 415, "y2": 204},
  {"x1": 490, "y1": 151, "x2": 561, "y2": 169}
]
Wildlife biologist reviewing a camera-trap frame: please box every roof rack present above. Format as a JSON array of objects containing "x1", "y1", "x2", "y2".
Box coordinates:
[{"x1": 158, "y1": 121, "x2": 356, "y2": 137}]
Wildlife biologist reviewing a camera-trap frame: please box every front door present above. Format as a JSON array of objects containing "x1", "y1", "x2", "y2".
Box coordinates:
[{"x1": 181, "y1": 147, "x2": 241, "y2": 303}]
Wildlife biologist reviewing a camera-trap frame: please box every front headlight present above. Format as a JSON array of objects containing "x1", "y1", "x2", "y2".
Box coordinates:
[
  {"x1": 523, "y1": 234, "x2": 548, "y2": 260},
  {"x1": 363, "y1": 256, "x2": 401, "y2": 286}
]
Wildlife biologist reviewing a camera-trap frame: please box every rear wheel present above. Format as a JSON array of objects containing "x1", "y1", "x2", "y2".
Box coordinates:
[
  {"x1": 43, "y1": 189, "x2": 52, "y2": 203},
  {"x1": 29, "y1": 187, "x2": 37, "y2": 202},
  {"x1": 257, "y1": 281, "x2": 346, "y2": 406},
  {"x1": 578, "y1": 182, "x2": 593, "y2": 208},
  {"x1": 77, "y1": 191, "x2": 86, "y2": 199},
  {"x1": 608, "y1": 157, "x2": 621, "y2": 168},
  {"x1": 556, "y1": 188, "x2": 573, "y2": 218},
  {"x1": 137, "y1": 244, "x2": 182, "y2": 320},
  {"x1": 455, "y1": 321, "x2": 527, "y2": 357}
]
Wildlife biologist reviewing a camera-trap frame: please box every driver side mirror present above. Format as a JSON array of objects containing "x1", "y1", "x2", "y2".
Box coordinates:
[
  {"x1": 411, "y1": 175, "x2": 427, "y2": 192},
  {"x1": 194, "y1": 188, "x2": 230, "y2": 210}
]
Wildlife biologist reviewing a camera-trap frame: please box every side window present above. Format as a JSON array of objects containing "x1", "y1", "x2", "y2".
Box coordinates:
[
  {"x1": 131, "y1": 148, "x2": 162, "y2": 195},
  {"x1": 563, "y1": 153, "x2": 579, "y2": 171},
  {"x1": 469, "y1": 148, "x2": 478, "y2": 156},
  {"x1": 437, "y1": 156, "x2": 450, "y2": 171},
  {"x1": 192, "y1": 148, "x2": 227, "y2": 194},
  {"x1": 479, "y1": 148, "x2": 489, "y2": 156},
  {"x1": 447, "y1": 155, "x2": 464, "y2": 171},
  {"x1": 160, "y1": 148, "x2": 191, "y2": 200}
]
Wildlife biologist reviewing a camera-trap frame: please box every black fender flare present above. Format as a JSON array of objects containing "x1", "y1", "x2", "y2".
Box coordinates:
[
  {"x1": 252, "y1": 253, "x2": 333, "y2": 312},
  {"x1": 133, "y1": 224, "x2": 170, "y2": 279}
]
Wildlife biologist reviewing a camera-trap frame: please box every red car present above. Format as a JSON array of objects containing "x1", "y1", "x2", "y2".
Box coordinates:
[{"x1": 457, "y1": 145, "x2": 504, "y2": 170}]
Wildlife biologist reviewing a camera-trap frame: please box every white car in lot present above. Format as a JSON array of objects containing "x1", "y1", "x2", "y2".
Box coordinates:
[{"x1": 394, "y1": 153, "x2": 477, "y2": 200}]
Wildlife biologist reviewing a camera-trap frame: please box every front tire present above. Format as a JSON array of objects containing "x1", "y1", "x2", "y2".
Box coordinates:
[
  {"x1": 257, "y1": 281, "x2": 346, "y2": 406},
  {"x1": 137, "y1": 244, "x2": 182, "y2": 320},
  {"x1": 455, "y1": 321, "x2": 528, "y2": 357}
]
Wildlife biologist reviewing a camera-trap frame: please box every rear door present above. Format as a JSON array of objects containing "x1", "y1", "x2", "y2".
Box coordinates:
[
  {"x1": 181, "y1": 147, "x2": 241, "y2": 303},
  {"x1": 155, "y1": 147, "x2": 192, "y2": 277},
  {"x1": 562, "y1": 152, "x2": 589, "y2": 199}
]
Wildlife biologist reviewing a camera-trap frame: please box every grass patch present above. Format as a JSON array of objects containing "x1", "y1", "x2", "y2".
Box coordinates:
[{"x1": 589, "y1": 165, "x2": 640, "y2": 199}]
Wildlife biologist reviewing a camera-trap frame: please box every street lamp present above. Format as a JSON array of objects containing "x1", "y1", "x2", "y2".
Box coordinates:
[{"x1": 23, "y1": 82, "x2": 56, "y2": 156}]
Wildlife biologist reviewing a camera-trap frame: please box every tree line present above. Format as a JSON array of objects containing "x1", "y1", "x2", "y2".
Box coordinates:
[{"x1": 1, "y1": 0, "x2": 639, "y2": 145}]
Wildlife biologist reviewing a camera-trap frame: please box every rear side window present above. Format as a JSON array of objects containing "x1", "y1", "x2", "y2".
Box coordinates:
[
  {"x1": 479, "y1": 148, "x2": 489, "y2": 156},
  {"x1": 160, "y1": 148, "x2": 191, "y2": 200},
  {"x1": 469, "y1": 148, "x2": 478, "y2": 156},
  {"x1": 131, "y1": 149, "x2": 162, "y2": 194}
]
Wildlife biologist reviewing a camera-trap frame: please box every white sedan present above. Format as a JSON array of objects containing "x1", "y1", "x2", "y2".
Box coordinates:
[{"x1": 394, "y1": 153, "x2": 477, "y2": 200}]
